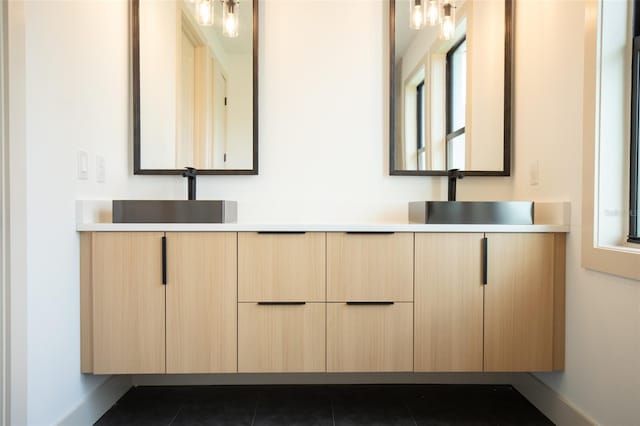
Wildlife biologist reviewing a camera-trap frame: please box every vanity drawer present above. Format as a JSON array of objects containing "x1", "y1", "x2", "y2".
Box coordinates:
[
  {"x1": 238, "y1": 232, "x2": 325, "y2": 302},
  {"x1": 238, "y1": 302, "x2": 325, "y2": 372},
  {"x1": 326, "y1": 232, "x2": 413, "y2": 302},
  {"x1": 326, "y1": 302, "x2": 413, "y2": 372}
]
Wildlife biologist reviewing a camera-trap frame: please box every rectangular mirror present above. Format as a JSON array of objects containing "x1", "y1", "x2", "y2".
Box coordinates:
[
  {"x1": 390, "y1": 0, "x2": 512, "y2": 176},
  {"x1": 132, "y1": 0, "x2": 258, "y2": 175}
]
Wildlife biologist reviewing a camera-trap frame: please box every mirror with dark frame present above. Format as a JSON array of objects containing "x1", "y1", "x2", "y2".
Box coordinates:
[
  {"x1": 390, "y1": 0, "x2": 512, "y2": 176},
  {"x1": 132, "y1": 0, "x2": 258, "y2": 175}
]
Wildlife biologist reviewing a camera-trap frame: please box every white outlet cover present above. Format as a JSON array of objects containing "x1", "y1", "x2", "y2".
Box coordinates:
[
  {"x1": 77, "y1": 151, "x2": 88, "y2": 180},
  {"x1": 530, "y1": 160, "x2": 540, "y2": 186},
  {"x1": 96, "y1": 156, "x2": 106, "y2": 183}
]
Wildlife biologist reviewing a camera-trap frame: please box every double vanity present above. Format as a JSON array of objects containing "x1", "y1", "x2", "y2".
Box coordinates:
[{"x1": 78, "y1": 201, "x2": 568, "y2": 376}]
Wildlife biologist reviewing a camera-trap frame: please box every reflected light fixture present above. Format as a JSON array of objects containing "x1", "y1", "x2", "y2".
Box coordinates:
[
  {"x1": 412, "y1": 0, "x2": 457, "y2": 41},
  {"x1": 196, "y1": 0, "x2": 214, "y2": 26},
  {"x1": 440, "y1": 2, "x2": 456, "y2": 40},
  {"x1": 426, "y1": 0, "x2": 439, "y2": 26},
  {"x1": 222, "y1": 0, "x2": 239, "y2": 38},
  {"x1": 410, "y1": 0, "x2": 425, "y2": 30}
]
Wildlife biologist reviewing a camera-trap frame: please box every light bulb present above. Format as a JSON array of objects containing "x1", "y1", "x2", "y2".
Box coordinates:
[
  {"x1": 222, "y1": 0, "x2": 239, "y2": 38},
  {"x1": 440, "y1": 2, "x2": 455, "y2": 40},
  {"x1": 197, "y1": 0, "x2": 214, "y2": 26},
  {"x1": 410, "y1": 0, "x2": 425, "y2": 30},
  {"x1": 426, "y1": 0, "x2": 439, "y2": 26}
]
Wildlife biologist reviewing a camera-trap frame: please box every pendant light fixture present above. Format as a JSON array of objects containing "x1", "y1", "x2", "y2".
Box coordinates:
[
  {"x1": 196, "y1": 0, "x2": 214, "y2": 26},
  {"x1": 411, "y1": 0, "x2": 457, "y2": 41},
  {"x1": 222, "y1": 0, "x2": 239, "y2": 38},
  {"x1": 410, "y1": 0, "x2": 425, "y2": 30}
]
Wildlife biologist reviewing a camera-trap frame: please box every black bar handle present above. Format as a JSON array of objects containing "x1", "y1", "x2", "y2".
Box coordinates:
[
  {"x1": 257, "y1": 231, "x2": 306, "y2": 234},
  {"x1": 257, "y1": 301, "x2": 306, "y2": 305},
  {"x1": 161, "y1": 236, "x2": 167, "y2": 285},
  {"x1": 346, "y1": 301, "x2": 395, "y2": 305},
  {"x1": 482, "y1": 237, "x2": 488, "y2": 285},
  {"x1": 346, "y1": 232, "x2": 395, "y2": 235}
]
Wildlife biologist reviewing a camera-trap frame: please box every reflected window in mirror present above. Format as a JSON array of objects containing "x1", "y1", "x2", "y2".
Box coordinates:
[
  {"x1": 416, "y1": 80, "x2": 426, "y2": 170},
  {"x1": 390, "y1": 0, "x2": 512, "y2": 176},
  {"x1": 446, "y1": 37, "x2": 466, "y2": 170}
]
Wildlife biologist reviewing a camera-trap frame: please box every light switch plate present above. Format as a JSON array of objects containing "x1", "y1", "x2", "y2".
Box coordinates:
[
  {"x1": 96, "y1": 156, "x2": 106, "y2": 183},
  {"x1": 77, "y1": 151, "x2": 88, "y2": 180}
]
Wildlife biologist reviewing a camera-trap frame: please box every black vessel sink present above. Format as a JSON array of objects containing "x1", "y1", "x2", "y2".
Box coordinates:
[
  {"x1": 409, "y1": 201, "x2": 534, "y2": 225},
  {"x1": 112, "y1": 200, "x2": 237, "y2": 223}
]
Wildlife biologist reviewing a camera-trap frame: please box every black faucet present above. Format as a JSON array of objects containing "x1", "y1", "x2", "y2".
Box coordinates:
[
  {"x1": 447, "y1": 168, "x2": 464, "y2": 201},
  {"x1": 182, "y1": 167, "x2": 197, "y2": 200}
]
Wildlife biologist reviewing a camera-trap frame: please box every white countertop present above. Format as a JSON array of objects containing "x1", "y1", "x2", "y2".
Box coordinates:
[{"x1": 76, "y1": 223, "x2": 569, "y2": 233}]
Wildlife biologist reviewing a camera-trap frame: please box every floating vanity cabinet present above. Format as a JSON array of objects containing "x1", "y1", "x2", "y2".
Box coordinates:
[
  {"x1": 484, "y1": 233, "x2": 565, "y2": 372},
  {"x1": 237, "y1": 232, "x2": 326, "y2": 372},
  {"x1": 414, "y1": 233, "x2": 484, "y2": 372},
  {"x1": 85, "y1": 232, "x2": 166, "y2": 374},
  {"x1": 326, "y1": 232, "x2": 414, "y2": 372},
  {"x1": 165, "y1": 232, "x2": 237, "y2": 373},
  {"x1": 238, "y1": 302, "x2": 325, "y2": 372},
  {"x1": 81, "y1": 232, "x2": 237, "y2": 374}
]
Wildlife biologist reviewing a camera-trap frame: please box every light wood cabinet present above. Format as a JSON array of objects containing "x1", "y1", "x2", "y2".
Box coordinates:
[
  {"x1": 484, "y1": 233, "x2": 565, "y2": 372},
  {"x1": 414, "y1": 233, "x2": 484, "y2": 372},
  {"x1": 238, "y1": 302, "x2": 325, "y2": 372},
  {"x1": 82, "y1": 230, "x2": 565, "y2": 375},
  {"x1": 90, "y1": 232, "x2": 166, "y2": 374},
  {"x1": 238, "y1": 232, "x2": 325, "y2": 302},
  {"x1": 165, "y1": 232, "x2": 237, "y2": 373},
  {"x1": 327, "y1": 302, "x2": 413, "y2": 372},
  {"x1": 83, "y1": 232, "x2": 237, "y2": 374},
  {"x1": 327, "y1": 232, "x2": 413, "y2": 302}
]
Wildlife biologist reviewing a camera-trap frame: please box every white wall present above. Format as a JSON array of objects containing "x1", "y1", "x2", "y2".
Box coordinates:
[
  {"x1": 9, "y1": 0, "x2": 639, "y2": 424},
  {"x1": 511, "y1": 1, "x2": 640, "y2": 424}
]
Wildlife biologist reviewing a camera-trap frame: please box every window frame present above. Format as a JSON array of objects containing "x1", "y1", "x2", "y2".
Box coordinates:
[
  {"x1": 445, "y1": 36, "x2": 467, "y2": 170},
  {"x1": 630, "y1": 1, "x2": 640, "y2": 243}
]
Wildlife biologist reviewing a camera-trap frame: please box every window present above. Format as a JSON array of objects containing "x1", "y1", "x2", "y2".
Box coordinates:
[
  {"x1": 446, "y1": 37, "x2": 466, "y2": 170},
  {"x1": 631, "y1": 2, "x2": 640, "y2": 242},
  {"x1": 416, "y1": 80, "x2": 425, "y2": 169}
]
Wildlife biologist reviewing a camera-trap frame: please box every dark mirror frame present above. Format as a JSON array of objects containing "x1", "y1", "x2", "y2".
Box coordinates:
[
  {"x1": 132, "y1": 0, "x2": 259, "y2": 175},
  {"x1": 389, "y1": 0, "x2": 513, "y2": 176}
]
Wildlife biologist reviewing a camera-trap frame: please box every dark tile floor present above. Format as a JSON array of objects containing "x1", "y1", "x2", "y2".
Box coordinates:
[{"x1": 95, "y1": 384, "x2": 554, "y2": 426}]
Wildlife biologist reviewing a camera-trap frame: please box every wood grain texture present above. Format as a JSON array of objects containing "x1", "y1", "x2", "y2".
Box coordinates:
[
  {"x1": 553, "y1": 233, "x2": 566, "y2": 370},
  {"x1": 327, "y1": 233, "x2": 413, "y2": 302},
  {"x1": 327, "y1": 302, "x2": 413, "y2": 372},
  {"x1": 92, "y1": 232, "x2": 166, "y2": 374},
  {"x1": 80, "y1": 232, "x2": 93, "y2": 373},
  {"x1": 238, "y1": 302, "x2": 325, "y2": 372},
  {"x1": 238, "y1": 232, "x2": 325, "y2": 302},
  {"x1": 414, "y1": 233, "x2": 483, "y2": 372},
  {"x1": 166, "y1": 232, "x2": 237, "y2": 373},
  {"x1": 484, "y1": 233, "x2": 554, "y2": 372}
]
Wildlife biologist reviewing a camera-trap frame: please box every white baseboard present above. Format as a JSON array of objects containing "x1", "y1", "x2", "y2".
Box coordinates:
[
  {"x1": 133, "y1": 372, "x2": 514, "y2": 386},
  {"x1": 57, "y1": 376, "x2": 132, "y2": 426},
  {"x1": 512, "y1": 373, "x2": 596, "y2": 426}
]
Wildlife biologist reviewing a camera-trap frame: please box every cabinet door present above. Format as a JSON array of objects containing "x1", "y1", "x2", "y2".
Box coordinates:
[
  {"x1": 327, "y1": 233, "x2": 413, "y2": 302},
  {"x1": 166, "y1": 232, "x2": 237, "y2": 373},
  {"x1": 238, "y1": 232, "x2": 325, "y2": 302},
  {"x1": 414, "y1": 233, "x2": 484, "y2": 372},
  {"x1": 238, "y1": 302, "x2": 325, "y2": 372},
  {"x1": 484, "y1": 233, "x2": 556, "y2": 371},
  {"x1": 92, "y1": 232, "x2": 165, "y2": 374},
  {"x1": 327, "y1": 302, "x2": 413, "y2": 372}
]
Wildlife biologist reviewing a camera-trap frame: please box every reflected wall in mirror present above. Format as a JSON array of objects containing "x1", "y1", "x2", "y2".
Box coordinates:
[
  {"x1": 390, "y1": 0, "x2": 512, "y2": 176},
  {"x1": 133, "y1": 0, "x2": 258, "y2": 174}
]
